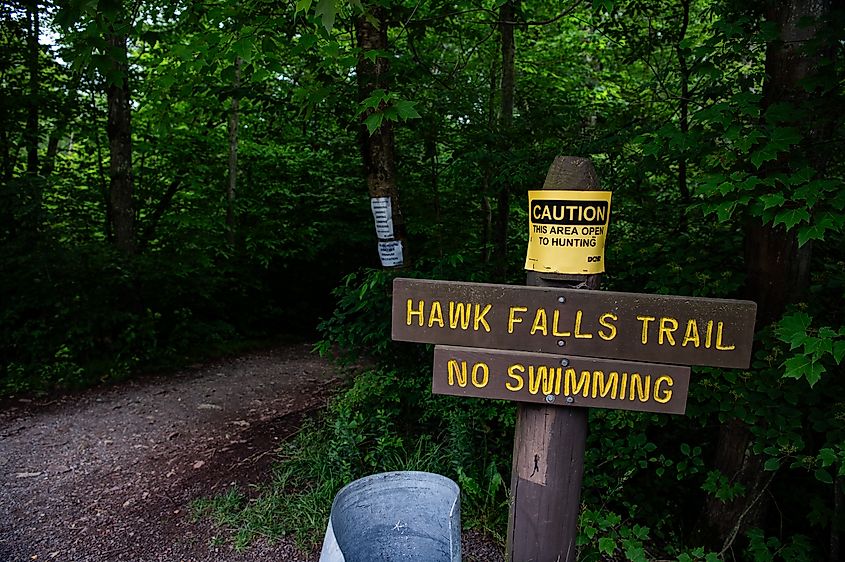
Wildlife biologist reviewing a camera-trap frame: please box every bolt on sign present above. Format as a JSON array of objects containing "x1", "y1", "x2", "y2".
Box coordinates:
[
  {"x1": 433, "y1": 346, "x2": 691, "y2": 415},
  {"x1": 392, "y1": 278, "x2": 757, "y2": 369},
  {"x1": 524, "y1": 190, "x2": 612, "y2": 275}
]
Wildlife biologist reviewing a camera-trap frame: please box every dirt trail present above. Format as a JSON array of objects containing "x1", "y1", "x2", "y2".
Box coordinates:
[{"x1": 0, "y1": 343, "x2": 336, "y2": 562}]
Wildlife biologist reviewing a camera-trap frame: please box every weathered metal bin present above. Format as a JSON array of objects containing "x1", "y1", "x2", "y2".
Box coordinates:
[{"x1": 319, "y1": 471, "x2": 461, "y2": 562}]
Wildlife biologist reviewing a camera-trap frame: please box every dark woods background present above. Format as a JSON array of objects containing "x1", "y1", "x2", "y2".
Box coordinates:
[{"x1": 2, "y1": 0, "x2": 844, "y2": 559}]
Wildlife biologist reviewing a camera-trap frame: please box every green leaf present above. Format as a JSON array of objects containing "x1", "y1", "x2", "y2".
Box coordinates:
[
  {"x1": 750, "y1": 145, "x2": 778, "y2": 169},
  {"x1": 251, "y1": 67, "x2": 270, "y2": 83},
  {"x1": 833, "y1": 340, "x2": 845, "y2": 364},
  {"x1": 819, "y1": 326, "x2": 837, "y2": 339},
  {"x1": 815, "y1": 468, "x2": 834, "y2": 484},
  {"x1": 295, "y1": 0, "x2": 313, "y2": 14},
  {"x1": 592, "y1": 0, "x2": 614, "y2": 12},
  {"x1": 232, "y1": 37, "x2": 254, "y2": 63},
  {"x1": 172, "y1": 44, "x2": 193, "y2": 61},
  {"x1": 394, "y1": 100, "x2": 421, "y2": 120},
  {"x1": 772, "y1": 207, "x2": 811, "y2": 230},
  {"x1": 262, "y1": 37, "x2": 278, "y2": 54},
  {"x1": 598, "y1": 537, "x2": 616, "y2": 555},
  {"x1": 764, "y1": 458, "x2": 780, "y2": 471},
  {"x1": 315, "y1": 0, "x2": 337, "y2": 32},
  {"x1": 622, "y1": 539, "x2": 646, "y2": 562},
  {"x1": 782, "y1": 355, "x2": 810, "y2": 379},
  {"x1": 765, "y1": 102, "x2": 797, "y2": 124},
  {"x1": 716, "y1": 201, "x2": 736, "y2": 222},
  {"x1": 789, "y1": 166, "x2": 816, "y2": 185},
  {"x1": 770, "y1": 126, "x2": 802, "y2": 147},
  {"x1": 778, "y1": 312, "x2": 812, "y2": 341},
  {"x1": 364, "y1": 112, "x2": 383, "y2": 135},
  {"x1": 819, "y1": 448, "x2": 837, "y2": 467},
  {"x1": 760, "y1": 193, "x2": 785, "y2": 210},
  {"x1": 797, "y1": 223, "x2": 827, "y2": 246},
  {"x1": 804, "y1": 336, "x2": 833, "y2": 356}
]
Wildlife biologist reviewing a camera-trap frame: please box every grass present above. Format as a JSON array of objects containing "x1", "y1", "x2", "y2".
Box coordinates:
[{"x1": 191, "y1": 416, "x2": 454, "y2": 552}]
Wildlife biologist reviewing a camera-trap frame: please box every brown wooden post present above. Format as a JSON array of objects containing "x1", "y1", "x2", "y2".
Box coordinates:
[{"x1": 506, "y1": 156, "x2": 603, "y2": 562}]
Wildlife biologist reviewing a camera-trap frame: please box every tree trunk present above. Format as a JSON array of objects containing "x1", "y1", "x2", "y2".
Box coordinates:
[
  {"x1": 481, "y1": 57, "x2": 498, "y2": 264},
  {"x1": 355, "y1": 6, "x2": 407, "y2": 268},
  {"x1": 226, "y1": 57, "x2": 241, "y2": 246},
  {"x1": 105, "y1": 20, "x2": 136, "y2": 255},
  {"x1": 832, "y1": 474, "x2": 843, "y2": 562},
  {"x1": 676, "y1": 0, "x2": 691, "y2": 204},
  {"x1": 425, "y1": 132, "x2": 442, "y2": 255},
  {"x1": 492, "y1": 0, "x2": 516, "y2": 281},
  {"x1": 700, "y1": 0, "x2": 833, "y2": 549},
  {"x1": 25, "y1": 0, "x2": 39, "y2": 177},
  {"x1": 91, "y1": 86, "x2": 113, "y2": 242}
]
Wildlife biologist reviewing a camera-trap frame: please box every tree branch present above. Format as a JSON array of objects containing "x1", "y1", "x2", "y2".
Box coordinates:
[{"x1": 138, "y1": 175, "x2": 183, "y2": 251}]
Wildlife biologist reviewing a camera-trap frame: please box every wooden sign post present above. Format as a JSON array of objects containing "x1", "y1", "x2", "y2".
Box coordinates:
[
  {"x1": 513, "y1": 157, "x2": 603, "y2": 562},
  {"x1": 389, "y1": 157, "x2": 757, "y2": 562}
]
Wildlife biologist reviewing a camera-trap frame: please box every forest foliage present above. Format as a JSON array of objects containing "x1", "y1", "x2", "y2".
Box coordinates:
[{"x1": 2, "y1": 0, "x2": 844, "y2": 559}]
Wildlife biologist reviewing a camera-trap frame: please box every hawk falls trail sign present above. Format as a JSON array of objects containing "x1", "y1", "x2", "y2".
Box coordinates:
[
  {"x1": 392, "y1": 278, "x2": 756, "y2": 369},
  {"x1": 388, "y1": 156, "x2": 758, "y2": 562}
]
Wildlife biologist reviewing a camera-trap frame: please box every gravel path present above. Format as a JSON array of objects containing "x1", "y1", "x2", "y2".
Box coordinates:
[
  {"x1": 0, "y1": 343, "x2": 504, "y2": 562},
  {"x1": 0, "y1": 344, "x2": 336, "y2": 561}
]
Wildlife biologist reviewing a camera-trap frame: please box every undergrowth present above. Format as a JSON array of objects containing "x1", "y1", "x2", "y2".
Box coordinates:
[
  {"x1": 191, "y1": 266, "x2": 514, "y2": 552},
  {"x1": 193, "y1": 266, "x2": 825, "y2": 561}
]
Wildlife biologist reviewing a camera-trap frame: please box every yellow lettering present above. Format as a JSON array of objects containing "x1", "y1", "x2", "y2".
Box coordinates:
[
  {"x1": 592, "y1": 370, "x2": 618, "y2": 399},
  {"x1": 471, "y1": 362, "x2": 489, "y2": 388},
  {"x1": 546, "y1": 368, "x2": 560, "y2": 395},
  {"x1": 474, "y1": 303, "x2": 492, "y2": 332},
  {"x1": 654, "y1": 376, "x2": 674, "y2": 403},
  {"x1": 449, "y1": 302, "x2": 471, "y2": 330},
  {"x1": 682, "y1": 319, "x2": 700, "y2": 348},
  {"x1": 638, "y1": 316, "x2": 656, "y2": 344},
  {"x1": 528, "y1": 366, "x2": 546, "y2": 394},
  {"x1": 659, "y1": 317, "x2": 679, "y2": 346},
  {"x1": 716, "y1": 321, "x2": 736, "y2": 350},
  {"x1": 428, "y1": 301, "x2": 444, "y2": 328},
  {"x1": 598, "y1": 313, "x2": 618, "y2": 341},
  {"x1": 705, "y1": 320, "x2": 714, "y2": 348},
  {"x1": 629, "y1": 374, "x2": 651, "y2": 402},
  {"x1": 565, "y1": 369, "x2": 590, "y2": 397},
  {"x1": 619, "y1": 372, "x2": 628, "y2": 399},
  {"x1": 552, "y1": 309, "x2": 571, "y2": 337},
  {"x1": 506, "y1": 364, "x2": 524, "y2": 391},
  {"x1": 574, "y1": 310, "x2": 593, "y2": 339},
  {"x1": 407, "y1": 299, "x2": 424, "y2": 327},
  {"x1": 525, "y1": 366, "x2": 560, "y2": 395},
  {"x1": 530, "y1": 308, "x2": 548, "y2": 336},
  {"x1": 595, "y1": 206, "x2": 606, "y2": 222},
  {"x1": 508, "y1": 306, "x2": 528, "y2": 334},
  {"x1": 447, "y1": 359, "x2": 467, "y2": 387}
]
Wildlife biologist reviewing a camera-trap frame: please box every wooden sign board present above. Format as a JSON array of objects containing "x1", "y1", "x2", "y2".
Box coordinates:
[
  {"x1": 433, "y1": 346, "x2": 691, "y2": 414},
  {"x1": 392, "y1": 278, "x2": 757, "y2": 368}
]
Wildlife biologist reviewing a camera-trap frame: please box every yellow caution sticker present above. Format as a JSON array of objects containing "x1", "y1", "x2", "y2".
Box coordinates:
[{"x1": 524, "y1": 190, "x2": 612, "y2": 274}]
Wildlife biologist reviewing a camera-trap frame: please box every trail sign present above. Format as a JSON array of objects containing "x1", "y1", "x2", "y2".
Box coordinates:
[
  {"x1": 433, "y1": 346, "x2": 691, "y2": 414},
  {"x1": 392, "y1": 278, "x2": 757, "y2": 369},
  {"x1": 389, "y1": 156, "x2": 759, "y2": 562}
]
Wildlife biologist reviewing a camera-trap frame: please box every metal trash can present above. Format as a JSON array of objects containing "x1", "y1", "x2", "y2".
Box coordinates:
[{"x1": 319, "y1": 471, "x2": 461, "y2": 562}]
